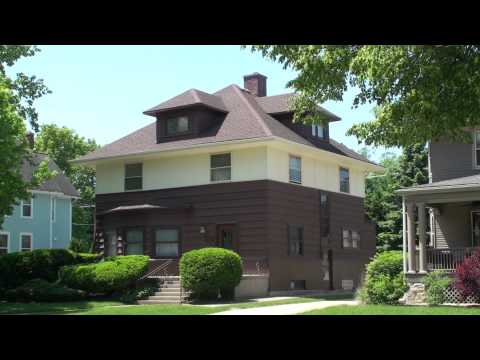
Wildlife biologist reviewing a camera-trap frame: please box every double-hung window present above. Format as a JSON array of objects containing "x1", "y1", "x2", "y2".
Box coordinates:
[
  {"x1": 339, "y1": 167, "x2": 350, "y2": 193},
  {"x1": 0, "y1": 233, "x2": 9, "y2": 255},
  {"x1": 351, "y1": 231, "x2": 360, "y2": 248},
  {"x1": 155, "y1": 228, "x2": 180, "y2": 258},
  {"x1": 475, "y1": 130, "x2": 480, "y2": 168},
  {"x1": 22, "y1": 198, "x2": 32, "y2": 218},
  {"x1": 289, "y1": 155, "x2": 302, "y2": 184},
  {"x1": 210, "y1": 153, "x2": 231, "y2": 182},
  {"x1": 288, "y1": 225, "x2": 304, "y2": 256},
  {"x1": 125, "y1": 228, "x2": 144, "y2": 255},
  {"x1": 166, "y1": 116, "x2": 190, "y2": 136},
  {"x1": 20, "y1": 233, "x2": 32, "y2": 252},
  {"x1": 342, "y1": 229, "x2": 360, "y2": 248},
  {"x1": 125, "y1": 163, "x2": 143, "y2": 191}
]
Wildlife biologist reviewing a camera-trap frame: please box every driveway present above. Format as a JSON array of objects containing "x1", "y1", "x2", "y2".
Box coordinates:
[{"x1": 212, "y1": 300, "x2": 359, "y2": 315}]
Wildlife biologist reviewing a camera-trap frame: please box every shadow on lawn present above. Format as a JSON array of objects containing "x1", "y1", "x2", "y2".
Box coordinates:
[{"x1": 0, "y1": 300, "x2": 121, "y2": 315}]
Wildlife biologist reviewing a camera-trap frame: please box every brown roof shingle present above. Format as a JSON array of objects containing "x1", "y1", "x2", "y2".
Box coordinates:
[{"x1": 74, "y1": 84, "x2": 375, "y2": 167}]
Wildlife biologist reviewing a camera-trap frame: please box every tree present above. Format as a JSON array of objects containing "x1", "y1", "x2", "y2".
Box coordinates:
[
  {"x1": 34, "y1": 125, "x2": 99, "y2": 250},
  {"x1": 364, "y1": 144, "x2": 428, "y2": 250},
  {"x1": 247, "y1": 45, "x2": 480, "y2": 147},
  {"x1": 0, "y1": 46, "x2": 51, "y2": 226}
]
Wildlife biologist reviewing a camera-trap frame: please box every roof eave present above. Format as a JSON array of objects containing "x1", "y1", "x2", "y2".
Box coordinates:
[
  {"x1": 396, "y1": 184, "x2": 480, "y2": 196},
  {"x1": 143, "y1": 103, "x2": 229, "y2": 117}
]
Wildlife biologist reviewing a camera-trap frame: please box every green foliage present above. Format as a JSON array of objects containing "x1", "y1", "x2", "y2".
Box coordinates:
[
  {"x1": 34, "y1": 124, "x2": 99, "y2": 246},
  {"x1": 0, "y1": 46, "x2": 51, "y2": 226},
  {"x1": 424, "y1": 271, "x2": 452, "y2": 306},
  {"x1": 0, "y1": 249, "x2": 100, "y2": 291},
  {"x1": 119, "y1": 280, "x2": 158, "y2": 304},
  {"x1": 59, "y1": 255, "x2": 149, "y2": 295},
  {"x1": 69, "y1": 238, "x2": 92, "y2": 253},
  {"x1": 0, "y1": 249, "x2": 78, "y2": 290},
  {"x1": 359, "y1": 250, "x2": 408, "y2": 305},
  {"x1": 4, "y1": 279, "x2": 86, "y2": 302},
  {"x1": 364, "y1": 144, "x2": 428, "y2": 250},
  {"x1": 180, "y1": 248, "x2": 242, "y2": 301},
  {"x1": 247, "y1": 45, "x2": 480, "y2": 147}
]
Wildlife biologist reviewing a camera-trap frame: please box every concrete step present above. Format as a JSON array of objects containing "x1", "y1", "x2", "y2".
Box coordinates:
[
  {"x1": 138, "y1": 299, "x2": 181, "y2": 305},
  {"x1": 155, "y1": 288, "x2": 181, "y2": 293},
  {"x1": 154, "y1": 292, "x2": 181, "y2": 296},
  {"x1": 160, "y1": 283, "x2": 180, "y2": 288},
  {"x1": 147, "y1": 295, "x2": 181, "y2": 301}
]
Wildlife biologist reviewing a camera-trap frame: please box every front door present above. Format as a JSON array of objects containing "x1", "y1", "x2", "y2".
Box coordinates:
[
  {"x1": 217, "y1": 224, "x2": 236, "y2": 251},
  {"x1": 472, "y1": 212, "x2": 480, "y2": 247}
]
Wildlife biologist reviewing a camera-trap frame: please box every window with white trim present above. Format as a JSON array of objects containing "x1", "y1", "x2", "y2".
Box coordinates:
[
  {"x1": 125, "y1": 163, "x2": 143, "y2": 191},
  {"x1": 289, "y1": 155, "x2": 302, "y2": 184},
  {"x1": 0, "y1": 233, "x2": 9, "y2": 255},
  {"x1": 475, "y1": 130, "x2": 480, "y2": 168},
  {"x1": 339, "y1": 167, "x2": 350, "y2": 193},
  {"x1": 22, "y1": 198, "x2": 32, "y2": 218},
  {"x1": 311, "y1": 124, "x2": 327, "y2": 139},
  {"x1": 20, "y1": 234, "x2": 32, "y2": 252},
  {"x1": 51, "y1": 197, "x2": 56, "y2": 222},
  {"x1": 210, "y1": 153, "x2": 231, "y2": 182}
]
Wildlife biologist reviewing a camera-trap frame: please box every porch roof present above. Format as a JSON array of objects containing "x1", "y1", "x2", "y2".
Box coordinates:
[{"x1": 397, "y1": 174, "x2": 480, "y2": 196}]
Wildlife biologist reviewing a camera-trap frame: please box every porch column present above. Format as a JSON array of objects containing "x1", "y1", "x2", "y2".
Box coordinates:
[
  {"x1": 402, "y1": 196, "x2": 407, "y2": 273},
  {"x1": 406, "y1": 201, "x2": 417, "y2": 273},
  {"x1": 417, "y1": 202, "x2": 427, "y2": 273}
]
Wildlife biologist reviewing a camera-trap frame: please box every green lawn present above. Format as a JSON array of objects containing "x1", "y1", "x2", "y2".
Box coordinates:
[
  {"x1": 0, "y1": 293, "x2": 353, "y2": 315},
  {"x1": 301, "y1": 304, "x2": 480, "y2": 315}
]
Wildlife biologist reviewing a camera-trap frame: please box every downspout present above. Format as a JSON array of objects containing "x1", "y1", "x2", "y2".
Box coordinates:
[{"x1": 402, "y1": 195, "x2": 407, "y2": 273}]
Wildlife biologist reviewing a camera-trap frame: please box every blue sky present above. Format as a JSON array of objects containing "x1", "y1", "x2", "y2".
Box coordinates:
[{"x1": 7, "y1": 45, "x2": 397, "y2": 161}]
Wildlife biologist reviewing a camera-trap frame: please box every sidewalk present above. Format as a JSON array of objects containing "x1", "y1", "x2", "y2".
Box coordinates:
[{"x1": 212, "y1": 300, "x2": 359, "y2": 315}]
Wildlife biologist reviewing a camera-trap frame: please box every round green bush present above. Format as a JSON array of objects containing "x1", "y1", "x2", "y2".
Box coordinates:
[
  {"x1": 5, "y1": 279, "x2": 86, "y2": 302},
  {"x1": 359, "y1": 250, "x2": 408, "y2": 305},
  {"x1": 180, "y1": 248, "x2": 242, "y2": 301},
  {"x1": 59, "y1": 255, "x2": 149, "y2": 295}
]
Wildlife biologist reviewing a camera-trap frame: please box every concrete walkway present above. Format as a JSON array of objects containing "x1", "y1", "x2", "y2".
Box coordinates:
[{"x1": 212, "y1": 300, "x2": 359, "y2": 315}]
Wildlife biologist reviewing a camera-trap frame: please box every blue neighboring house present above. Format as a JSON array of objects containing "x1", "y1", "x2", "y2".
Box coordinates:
[{"x1": 0, "y1": 153, "x2": 79, "y2": 255}]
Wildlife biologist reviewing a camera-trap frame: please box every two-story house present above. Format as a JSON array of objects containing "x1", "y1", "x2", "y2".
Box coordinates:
[
  {"x1": 0, "y1": 141, "x2": 79, "y2": 254},
  {"x1": 73, "y1": 73, "x2": 382, "y2": 292},
  {"x1": 398, "y1": 130, "x2": 480, "y2": 282}
]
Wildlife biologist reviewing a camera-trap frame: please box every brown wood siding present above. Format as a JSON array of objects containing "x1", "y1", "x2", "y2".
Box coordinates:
[{"x1": 95, "y1": 180, "x2": 376, "y2": 291}]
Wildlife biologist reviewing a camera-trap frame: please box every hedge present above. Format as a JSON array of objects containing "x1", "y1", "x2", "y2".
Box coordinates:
[
  {"x1": 5, "y1": 279, "x2": 86, "y2": 302},
  {"x1": 0, "y1": 249, "x2": 102, "y2": 292},
  {"x1": 59, "y1": 255, "x2": 149, "y2": 295},
  {"x1": 180, "y1": 248, "x2": 242, "y2": 301}
]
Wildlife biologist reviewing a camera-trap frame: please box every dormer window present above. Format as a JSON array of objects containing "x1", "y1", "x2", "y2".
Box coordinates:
[
  {"x1": 311, "y1": 124, "x2": 327, "y2": 139},
  {"x1": 166, "y1": 116, "x2": 190, "y2": 136}
]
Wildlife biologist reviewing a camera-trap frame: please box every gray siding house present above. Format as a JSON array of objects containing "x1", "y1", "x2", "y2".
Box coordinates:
[{"x1": 397, "y1": 130, "x2": 480, "y2": 279}]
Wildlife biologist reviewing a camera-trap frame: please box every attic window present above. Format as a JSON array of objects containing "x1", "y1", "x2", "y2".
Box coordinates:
[{"x1": 166, "y1": 116, "x2": 190, "y2": 136}]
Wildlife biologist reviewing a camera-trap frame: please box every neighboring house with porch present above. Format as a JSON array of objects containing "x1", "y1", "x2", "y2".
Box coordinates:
[
  {"x1": 73, "y1": 72, "x2": 382, "y2": 294},
  {"x1": 398, "y1": 130, "x2": 480, "y2": 282},
  {"x1": 0, "y1": 152, "x2": 79, "y2": 255}
]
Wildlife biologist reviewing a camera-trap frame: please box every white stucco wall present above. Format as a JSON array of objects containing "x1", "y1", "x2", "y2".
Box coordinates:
[{"x1": 95, "y1": 142, "x2": 368, "y2": 197}]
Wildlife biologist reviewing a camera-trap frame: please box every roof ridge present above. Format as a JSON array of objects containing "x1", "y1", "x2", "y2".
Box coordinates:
[
  {"x1": 231, "y1": 85, "x2": 272, "y2": 137},
  {"x1": 190, "y1": 88, "x2": 201, "y2": 103}
]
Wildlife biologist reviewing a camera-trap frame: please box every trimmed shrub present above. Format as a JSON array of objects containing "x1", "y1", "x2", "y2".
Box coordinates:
[
  {"x1": 5, "y1": 279, "x2": 86, "y2": 302},
  {"x1": 119, "y1": 280, "x2": 158, "y2": 304},
  {"x1": 0, "y1": 249, "x2": 78, "y2": 290},
  {"x1": 359, "y1": 250, "x2": 408, "y2": 305},
  {"x1": 59, "y1": 255, "x2": 149, "y2": 295},
  {"x1": 453, "y1": 248, "x2": 480, "y2": 300},
  {"x1": 424, "y1": 271, "x2": 451, "y2": 306},
  {"x1": 73, "y1": 253, "x2": 102, "y2": 264},
  {"x1": 180, "y1": 248, "x2": 242, "y2": 301}
]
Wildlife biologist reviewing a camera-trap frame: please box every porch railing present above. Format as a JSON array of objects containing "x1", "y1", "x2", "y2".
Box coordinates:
[
  {"x1": 242, "y1": 256, "x2": 269, "y2": 275},
  {"x1": 426, "y1": 247, "x2": 478, "y2": 272}
]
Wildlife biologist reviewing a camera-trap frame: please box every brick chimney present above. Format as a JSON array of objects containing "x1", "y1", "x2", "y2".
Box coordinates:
[
  {"x1": 26, "y1": 132, "x2": 34, "y2": 149},
  {"x1": 243, "y1": 72, "x2": 267, "y2": 97}
]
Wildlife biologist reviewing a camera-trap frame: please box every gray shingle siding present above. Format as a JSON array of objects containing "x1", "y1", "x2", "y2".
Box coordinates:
[{"x1": 429, "y1": 138, "x2": 480, "y2": 183}]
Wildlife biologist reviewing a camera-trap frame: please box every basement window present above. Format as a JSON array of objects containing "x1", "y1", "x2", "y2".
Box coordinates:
[
  {"x1": 211, "y1": 153, "x2": 231, "y2": 182},
  {"x1": 125, "y1": 163, "x2": 143, "y2": 191}
]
